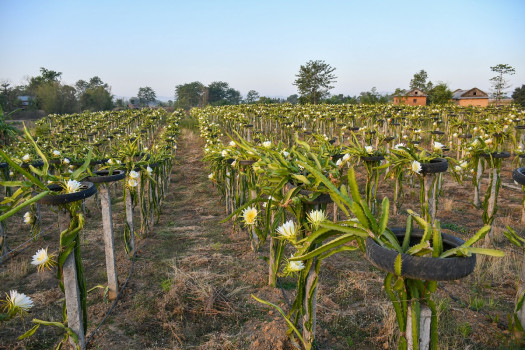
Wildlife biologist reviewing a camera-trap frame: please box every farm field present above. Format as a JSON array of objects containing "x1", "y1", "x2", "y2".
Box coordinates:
[{"x1": 1, "y1": 104, "x2": 525, "y2": 349}]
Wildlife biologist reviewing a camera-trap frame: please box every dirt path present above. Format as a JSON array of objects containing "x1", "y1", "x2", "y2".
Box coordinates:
[{"x1": 87, "y1": 128, "x2": 291, "y2": 349}]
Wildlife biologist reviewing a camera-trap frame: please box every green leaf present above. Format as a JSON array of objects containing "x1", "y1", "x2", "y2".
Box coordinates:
[
  {"x1": 23, "y1": 124, "x2": 50, "y2": 177},
  {"x1": 318, "y1": 222, "x2": 368, "y2": 238},
  {"x1": 290, "y1": 234, "x2": 360, "y2": 261},
  {"x1": 18, "y1": 324, "x2": 40, "y2": 340},
  {"x1": 0, "y1": 191, "x2": 50, "y2": 222},
  {"x1": 402, "y1": 216, "x2": 413, "y2": 252},
  {"x1": 291, "y1": 174, "x2": 311, "y2": 186},
  {"x1": 71, "y1": 148, "x2": 93, "y2": 180},
  {"x1": 467, "y1": 247, "x2": 505, "y2": 257},
  {"x1": 463, "y1": 225, "x2": 491, "y2": 247},
  {"x1": 0, "y1": 148, "x2": 46, "y2": 190},
  {"x1": 378, "y1": 197, "x2": 389, "y2": 236},
  {"x1": 395, "y1": 253, "x2": 402, "y2": 276}
]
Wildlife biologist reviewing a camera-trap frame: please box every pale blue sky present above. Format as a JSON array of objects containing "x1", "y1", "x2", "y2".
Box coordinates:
[{"x1": 1, "y1": 0, "x2": 524, "y2": 100}]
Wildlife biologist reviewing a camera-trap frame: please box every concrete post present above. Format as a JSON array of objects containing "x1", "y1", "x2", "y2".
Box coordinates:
[
  {"x1": 99, "y1": 185, "x2": 119, "y2": 300},
  {"x1": 407, "y1": 305, "x2": 432, "y2": 350},
  {"x1": 58, "y1": 210, "x2": 85, "y2": 350},
  {"x1": 125, "y1": 188, "x2": 136, "y2": 255}
]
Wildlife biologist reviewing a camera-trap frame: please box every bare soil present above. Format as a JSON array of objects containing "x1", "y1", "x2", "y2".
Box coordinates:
[{"x1": 0, "y1": 127, "x2": 524, "y2": 349}]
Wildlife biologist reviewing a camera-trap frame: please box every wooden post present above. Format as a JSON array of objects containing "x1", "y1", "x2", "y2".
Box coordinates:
[
  {"x1": 484, "y1": 167, "x2": 498, "y2": 247},
  {"x1": 58, "y1": 210, "x2": 85, "y2": 350},
  {"x1": 407, "y1": 304, "x2": 432, "y2": 350},
  {"x1": 125, "y1": 188, "x2": 136, "y2": 255},
  {"x1": 473, "y1": 158, "x2": 483, "y2": 207},
  {"x1": 99, "y1": 185, "x2": 119, "y2": 300},
  {"x1": 249, "y1": 189, "x2": 259, "y2": 251}
]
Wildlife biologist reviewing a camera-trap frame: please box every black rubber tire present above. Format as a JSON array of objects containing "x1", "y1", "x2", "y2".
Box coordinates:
[
  {"x1": 21, "y1": 161, "x2": 44, "y2": 169},
  {"x1": 85, "y1": 170, "x2": 126, "y2": 184},
  {"x1": 361, "y1": 155, "x2": 385, "y2": 162},
  {"x1": 366, "y1": 228, "x2": 476, "y2": 281},
  {"x1": 458, "y1": 134, "x2": 472, "y2": 139},
  {"x1": 383, "y1": 136, "x2": 395, "y2": 142},
  {"x1": 286, "y1": 182, "x2": 333, "y2": 205},
  {"x1": 431, "y1": 131, "x2": 445, "y2": 135},
  {"x1": 481, "y1": 151, "x2": 511, "y2": 159},
  {"x1": 39, "y1": 182, "x2": 97, "y2": 205},
  {"x1": 0, "y1": 162, "x2": 7, "y2": 169},
  {"x1": 332, "y1": 154, "x2": 344, "y2": 161},
  {"x1": 421, "y1": 158, "x2": 448, "y2": 175},
  {"x1": 513, "y1": 167, "x2": 525, "y2": 186},
  {"x1": 239, "y1": 160, "x2": 256, "y2": 166},
  {"x1": 347, "y1": 126, "x2": 360, "y2": 131},
  {"x1": 516, "y1": 125, "x2": 525, "y2": 130}
]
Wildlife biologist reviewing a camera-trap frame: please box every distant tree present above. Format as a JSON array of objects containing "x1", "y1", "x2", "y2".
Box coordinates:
[
  {"x1": 286, "y1": 94, "x2": 299, "y2": 104},
  {"x1": 409, "y1": 70, "x2": 433, "y2": 93},
  {"x1": 294, "y1": 60, "x2": 337, "y2": 104},
  {"x1": 175, "y1": 81, "x2": 207, "y2": 109},
  {"x1": 36, "y1": 82, "x2": 79, "y2": 114},
  {"x1": 512, "y1": 84, "x2": 525, "y2": 107},
  {"x1": 359, "y1": 87, "x2": 389, "y2": 104},
  {"x1": 80, "y1": 86, "x2": 113, "y2": 111},
  {"x1": 427, "y1": 82, "x2": 452, "y2": 105},
  {"x1": 490, "y1": 64, "x2": 516, "y2": 103},
  {"x1": 138, "y1": 86, "x2": 157, "y2": 106},
  {"x1": 225, "y1": 88, "x2": 241, "y2": 105},
  {"x1": 324, "y1": 94, "x2": 358, "y2": 104},
  {"x1": 207, "y1": 81, "x2": 229, "y2": 105},
  {"x1": 245, "y1": 90, "x2": 260, "y2": 103},
  {"x1": 115, "y1": 98, "x2": 126, "y2": 108},
  {"x1": 75, "y1": 76, "x2": 113, "y2": 111},
  {"x1": 258, "y1": 96, "x2": 283, "y2": 104},
  {"x1": 207, "y1": 81, "x2": 241, "y2": 105},
  {"x1": 393, "y1": 88, "x2": 407, "y2": 97}
]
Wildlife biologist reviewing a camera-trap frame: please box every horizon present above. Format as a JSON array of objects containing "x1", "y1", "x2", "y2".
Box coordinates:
[{"x1": 1, "y1": 0, "x2": 524, "y2": 100}]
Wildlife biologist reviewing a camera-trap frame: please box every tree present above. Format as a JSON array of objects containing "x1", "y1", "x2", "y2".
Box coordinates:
[
  {"x1": 490, "y1": 64, "x2": 516, "y2": 103},
  {"x1": 512, "y1": 85, "x2": 525, "y2": 107},
  {"x1": 80, "y1": 86, "x2": 113, "y2": 111},
  {"x1": 225, "y1": 88, "x2": 241, "y2": 105},
  {"x1": 245, "y1": 90, "x2": 260, "y2": 103},
  {"x1": 138, "y1": 86, "x2": 157, "y2": 106},
  {"x1": 293, "y1": 60, "x2": 337, "y2": 104},
  {"x1": 409, "y1": 70, "x2": 433, "y2": 92},
  {"x1": 206, "y1": 81, "x2": 241, "y2": 105},
  {"x1": 36, "y1": 82, "x2": 79, "y2": 114},
  {"x1": 324, "y1": 94, "x2": 358, "y2": 105},
  {"x1": 76, "y1": 76, "x2": 113, "y2": 111},
  {"x1": 359, "y1": 87, "x2": 389, "y2": 104},
  {"x1": 286, "y1": 94, "x2": 299, "y2": 104},
  {"x1": 175, "y1": 81, "x2": 207, "y2": 109},
  {"x1": 427, "y1": 82, "x2": 452, "y2": 105}
]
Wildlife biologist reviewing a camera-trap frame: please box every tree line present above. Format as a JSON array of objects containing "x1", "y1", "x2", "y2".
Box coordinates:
[
  {"x1": 2, "y1": 63, "x2": 523, "y2": 116},
  {"x1": 0, "y1": 68, "x2": 162, "y2": 116}
]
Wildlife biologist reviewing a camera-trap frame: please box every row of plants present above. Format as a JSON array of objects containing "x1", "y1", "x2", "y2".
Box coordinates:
[
  {"x1": 195, "y1": 103, "x2": 525, "y2": 349},
  {"x1": 0, "y1": 108, "x2": 182, "y2": 349}
]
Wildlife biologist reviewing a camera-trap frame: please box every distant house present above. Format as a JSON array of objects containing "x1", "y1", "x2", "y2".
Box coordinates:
[
  {"x1": 451, "y1": 88, "x2": 489, "y2": 107},
  {"x1": 393, "y1": 89, "x2": 427, "y2": 106},
  {"x1": 18, "y1": 96, "x2": 31, "y2": 110}
]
